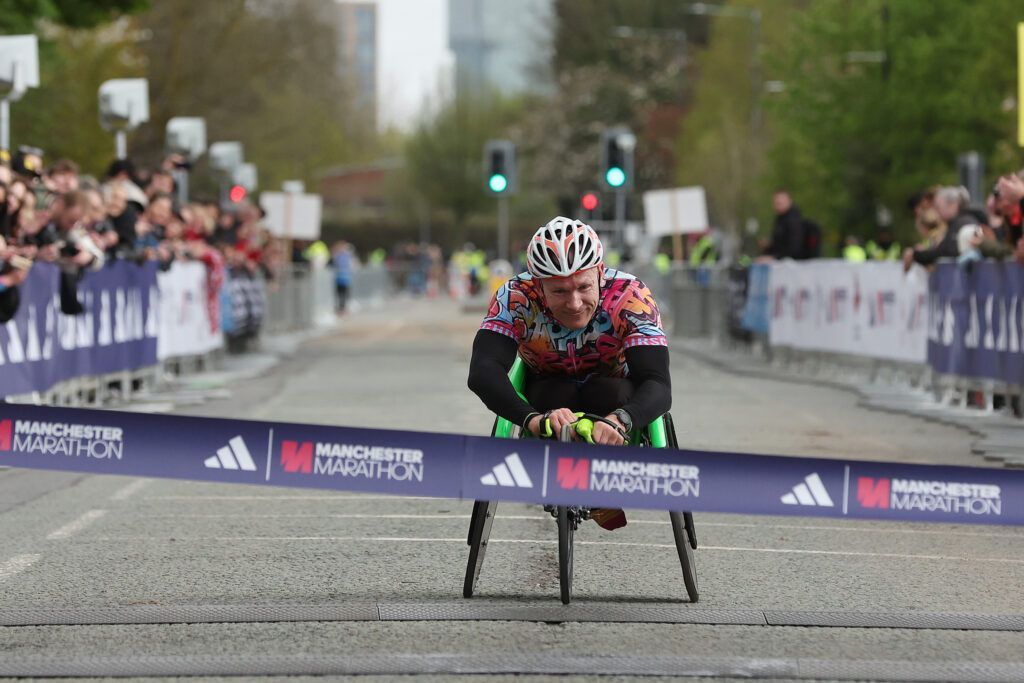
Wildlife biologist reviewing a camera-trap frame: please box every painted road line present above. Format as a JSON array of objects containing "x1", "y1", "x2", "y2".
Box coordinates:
[
  {"x1": 0, "y1": 554, "x2": 40, "y2": 583},
  {"x1": 87, "y1": 535, "x2": 1024, "y2": 564},
  {"x1": 47, "y1": 510, "x2": 107, "y2": 540},
  {"x1": 132, "y1": 513, "x2": 1024, "y2": 539},
  {"x1": 109, "y1": 479, "x2": 151, "y2": 502}
]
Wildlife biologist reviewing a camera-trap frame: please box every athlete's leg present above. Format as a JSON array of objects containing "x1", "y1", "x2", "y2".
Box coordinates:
[
  {"x1": 577, "y1": 377, "x2": 635, "y2": 416},
  {"x1": 577, "y1": 377, "x2": 636, "y2": 531},
  {"x1": 524, "y1": 374, "x2": 584, "y2": 413}
]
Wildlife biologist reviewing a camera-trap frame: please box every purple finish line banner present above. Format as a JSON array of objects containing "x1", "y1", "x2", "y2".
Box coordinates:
[{"x1": 1, "y1": 404, "x2": 1023, "y2": 526}]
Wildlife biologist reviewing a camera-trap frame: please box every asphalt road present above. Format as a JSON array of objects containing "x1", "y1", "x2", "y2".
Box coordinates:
[{"x1": 1, "y1": 298, "x2": 1022, "y2": 681}]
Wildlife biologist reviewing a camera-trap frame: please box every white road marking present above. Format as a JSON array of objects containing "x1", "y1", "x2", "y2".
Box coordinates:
[
  {"x1": 134, "y1": 512, "x2": 1024, "y2": 539},
  {"x1": 109, "y1": 479, "x2": 151, "y2": 501},
  {"x1": 47, "y1": 510, "x2": 107, "y2": 540},
  {"x1": 0, "y1": 554, "x2": 40, "y2": 582},
  {"x1": 88, "y1": 534, "x2": 1024, "y2": 564}
]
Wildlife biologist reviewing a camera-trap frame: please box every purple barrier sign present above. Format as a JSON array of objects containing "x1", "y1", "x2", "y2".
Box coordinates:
[
  {"x1": 928, "y1": 262, "x2": 1024, "y2": 386},
  {"x1": 0, "y1": 262, "x2": 158, "y2": 398},
  {"x1": 1, "y1": 404, "x2": 1022, "y2": 527}
]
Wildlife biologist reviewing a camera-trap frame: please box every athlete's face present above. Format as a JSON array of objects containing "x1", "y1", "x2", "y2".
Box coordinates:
[{"x1": 540, "y1": 268, "x2": 601, "y2": 330}]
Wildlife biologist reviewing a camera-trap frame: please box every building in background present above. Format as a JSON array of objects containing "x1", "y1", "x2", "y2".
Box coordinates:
[
  {"x1": 333, "y1": 1, "x2": 378, "y2": 123},
  {"x1": 448, "y1": 0, "x2": 553, "y2": 97}
]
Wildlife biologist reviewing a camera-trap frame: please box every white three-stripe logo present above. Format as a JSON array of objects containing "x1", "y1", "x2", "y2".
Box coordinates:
[
  {"x1": 480, "y1": 453, "x2": 533, "y2": 488},
  {"x1": 781, "y1": 473, "x2": 834, "y2": 507},
  {"x1": 204, "y1": 436, "x2": 257, "y2": 472}
]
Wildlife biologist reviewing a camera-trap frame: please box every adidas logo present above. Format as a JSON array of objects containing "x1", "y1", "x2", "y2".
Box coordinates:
[
  {"x1": 781, "y1": 472, "x2": 834, "y2": 507},
  {"x1": 480, "y1": 453, "x2": 533, "y2": 488},
  {"x1": 204, "y1": 436, "x2": 257, "y2": 472}
]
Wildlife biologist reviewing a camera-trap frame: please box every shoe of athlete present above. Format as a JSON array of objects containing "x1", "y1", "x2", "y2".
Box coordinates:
[{"x1": 590, "y1": 508, "x2": 626, "y2": 530}]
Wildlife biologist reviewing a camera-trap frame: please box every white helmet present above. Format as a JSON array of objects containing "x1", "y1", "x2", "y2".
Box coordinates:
[{"x1": 526, "y1": 216, "x2": 604, "y2": 278}]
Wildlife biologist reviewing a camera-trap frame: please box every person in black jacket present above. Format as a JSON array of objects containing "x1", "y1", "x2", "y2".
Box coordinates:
[{"x1": 765, "y1": 190, "x2": 811, "y2": 260}]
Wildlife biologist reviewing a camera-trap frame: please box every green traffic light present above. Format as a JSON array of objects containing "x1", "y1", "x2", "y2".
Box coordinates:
[
  {"x1": 488, "y1": 174, "x2": 508, "y2": 193},
  {"x1": 605, "y1": 166, "x2": 626, "y2": 188}
]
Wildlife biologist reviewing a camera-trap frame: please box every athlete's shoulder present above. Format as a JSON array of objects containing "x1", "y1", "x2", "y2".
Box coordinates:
[{"x1": 603, "y1": 268, "x2": 655, "y2": 297}]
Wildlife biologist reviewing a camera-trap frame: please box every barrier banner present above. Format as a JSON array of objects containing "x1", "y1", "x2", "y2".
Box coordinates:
[
  {"x1": 157, "y1": 261, "x2": 223, "y2": 359},
  {"x1": 740, "y1": 264, "x2": 770, "y2": 334},
  {"x1": 0, "y1": 262, "x2": 158, "y2": 398},
  {"x1": 1, "y1": 404, "x2": 1022, "y2": 526},
  {"x1": 224, "y1": 268, "x2": 265, "y2": 338},
  {"x1": 769, "y1": 260, "x2": 928, "y2": 363},
  {"x1": 928, "y1": 262, "x2": 1024, "y2": 386}
]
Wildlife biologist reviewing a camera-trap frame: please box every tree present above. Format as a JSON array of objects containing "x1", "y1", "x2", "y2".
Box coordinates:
[
  {"x1": 402, "y1": 91, "x2": 524, "y2": 237},
  {"x1": 10, "y1": 23, "x2": 146, "y2": 174},
  {"x1": 521, "y1": 0, "x2": 702, "y2": 207},
  {"x1": 132, "y1": 0, "x2": 371, "y2": 194},
  {"x1": 765, "y1": 0, "x2": 1022, "y2": 246},
  {"x1": 0, "y1": 0, "x2": 147, "y2": 33},
  {"x1": 674, "y1": 0, "x2": 794, "y2": 236}
]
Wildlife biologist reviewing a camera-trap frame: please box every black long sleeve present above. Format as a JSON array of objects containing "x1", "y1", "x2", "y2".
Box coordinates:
[
  {"x1": 622, "y1": 345, "x2": 672, "y2": 428},
  {"x1": 467, "y1": 329, "x2": 535, "y2": 427},
  {"x1": 468, "y1": 329, "x2": 673, "y2": 431}
]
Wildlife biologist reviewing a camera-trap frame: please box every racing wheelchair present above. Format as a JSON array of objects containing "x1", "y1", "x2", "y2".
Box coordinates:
[{"x1": 463, "y1": 358, "x2": 698, "y2": 605}]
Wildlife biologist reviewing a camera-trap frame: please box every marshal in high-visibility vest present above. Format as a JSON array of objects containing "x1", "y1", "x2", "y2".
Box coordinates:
[
  {"x1": 865, "y1": 240, "x2": 901, "y2": 261},
  {"x1": 689, "y1": 234, "x2": 719, "y2": 266}
]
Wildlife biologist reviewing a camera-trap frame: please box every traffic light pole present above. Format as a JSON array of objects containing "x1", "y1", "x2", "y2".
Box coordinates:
[
  {"x1": 497, "y1": 195, "x2": 509, "y2": 263},
  {"x1": 614, "y1": 188, "x2": 626, "y2": 254}
]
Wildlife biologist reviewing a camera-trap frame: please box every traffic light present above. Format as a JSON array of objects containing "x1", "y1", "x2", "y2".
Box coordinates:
[
  {"x1": 600, "y1": 127, "x2": 635, "y2": 191},
  {"x1": 229, "y1": 184, "x2": 247, "y2": 203},
  {"x1": 581, "y1": 192, "x2": 599, "y2": 212},
  {"x1": 484, "y1": 139, "x2": 516, "y2": 195}
]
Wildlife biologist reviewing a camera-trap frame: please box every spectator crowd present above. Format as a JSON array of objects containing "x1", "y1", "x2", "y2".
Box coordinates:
[
  {"x1": 0, "y1": 145, "x2": 289, "y2": 325},
  {"x1": 756, "y1": 175, "x2": 1024, "y2": 269}
]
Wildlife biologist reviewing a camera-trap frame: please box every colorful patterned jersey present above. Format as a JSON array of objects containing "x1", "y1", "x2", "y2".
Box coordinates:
[{"x1": 480, "y1": 269, "x2": 667, "y2": 378}]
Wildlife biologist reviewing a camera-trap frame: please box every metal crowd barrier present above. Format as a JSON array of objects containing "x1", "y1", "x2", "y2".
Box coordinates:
[
  {"x1": 632, "y1": 264, "x2": 731, "y2": 343},
  {"x1": 701, "y1": 260, "x2": 1024, "y2": 422},
  {"x1": 263, "y1": 264, "x2": 392, "y2": 334}
]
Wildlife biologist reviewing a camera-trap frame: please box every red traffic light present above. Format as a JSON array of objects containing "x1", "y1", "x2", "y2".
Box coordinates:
[
  {"x1": 581, "y1": 192, "x2": 599, "y2": 212},
  {"x1": 229, "y1": 185, "x2": 247, "y2": 203}
]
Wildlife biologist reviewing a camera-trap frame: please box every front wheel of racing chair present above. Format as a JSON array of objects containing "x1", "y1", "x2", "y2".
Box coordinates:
[
  {"x1": 463, "y1": 418, "x2": 502, "y2": 598},
  {"x1": 656, "y1": 412, "x2": 699, "y2": 603}
]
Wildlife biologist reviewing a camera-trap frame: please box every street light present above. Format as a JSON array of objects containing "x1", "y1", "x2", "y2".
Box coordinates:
[
  {"x1": 0, "y1": 35, "x2": 39, "y2": 156},
  {"x1": 98, "y1": 78, "x2": 149, "y2": 159}
]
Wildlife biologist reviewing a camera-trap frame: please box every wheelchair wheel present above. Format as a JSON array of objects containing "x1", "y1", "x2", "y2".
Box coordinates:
[
  {"x1": 557, "y1": 424, "x2": 576, "y2": 605},
  {"x1": 464, "y1": 416, "x2": 503, "y2": 598},
  {"x1": 670, "y1": 511, "x2": 698, "y2": 602},
  {"x1": 663, "y1": 413, "x2": 699, "y2": 603},
  {"x1": 463, "y1": 500, "x2": 497, "y2": 598},
  {"x1": 557, "y1": 505, "x2": 573, "y2": 605}
]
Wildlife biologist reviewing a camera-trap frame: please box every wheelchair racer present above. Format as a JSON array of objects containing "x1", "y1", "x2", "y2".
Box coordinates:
[{"x1": 468, "y1": 217, "x2": 672, "y2": 530}]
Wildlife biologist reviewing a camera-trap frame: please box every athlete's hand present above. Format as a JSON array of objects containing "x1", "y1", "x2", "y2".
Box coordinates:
[
  {"x1": 528, "y1": 407, "x2": 577, "y2": 438},
  {"x1": 592, "y1": 414, "x2": 626, "y2": 446}
]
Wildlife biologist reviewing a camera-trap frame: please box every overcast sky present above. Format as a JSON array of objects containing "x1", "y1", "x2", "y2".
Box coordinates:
[{"x1": 373, "y1": 0, "x2": 452, "y2": 131}]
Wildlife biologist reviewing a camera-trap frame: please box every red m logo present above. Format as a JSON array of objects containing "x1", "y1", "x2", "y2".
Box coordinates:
[
  {"x1": 0, "y1": 420, "x2": 10, "y2": 451},
  {"x1": 281, "y1": 440, "x2": 313, "y2": 474},
  {"x1": 857, "y1": 477, "x2": 890, "y2": 509},
  {"x1": 556, "y1": 457, "x2": 590, "y2": 490}
]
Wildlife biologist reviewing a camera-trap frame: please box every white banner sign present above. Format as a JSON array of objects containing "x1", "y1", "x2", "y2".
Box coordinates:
[
  {"x1": 157, "y1": 262, "x2": 223, "y2": 360},
  {"x1": 260, "y1": 192, "x2": 323, "y2": 240},
  {"x1": 642, "y1": 186, "x2": 708, "y2": 237},
  {"x1": 768, "y1": 260, "x2": 928, "y2": 363}
]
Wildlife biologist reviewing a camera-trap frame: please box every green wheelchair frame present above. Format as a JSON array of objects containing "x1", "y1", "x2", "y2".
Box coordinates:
[{"x1": 463, "y1": 358, "x2": 699, "y2": 604}]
